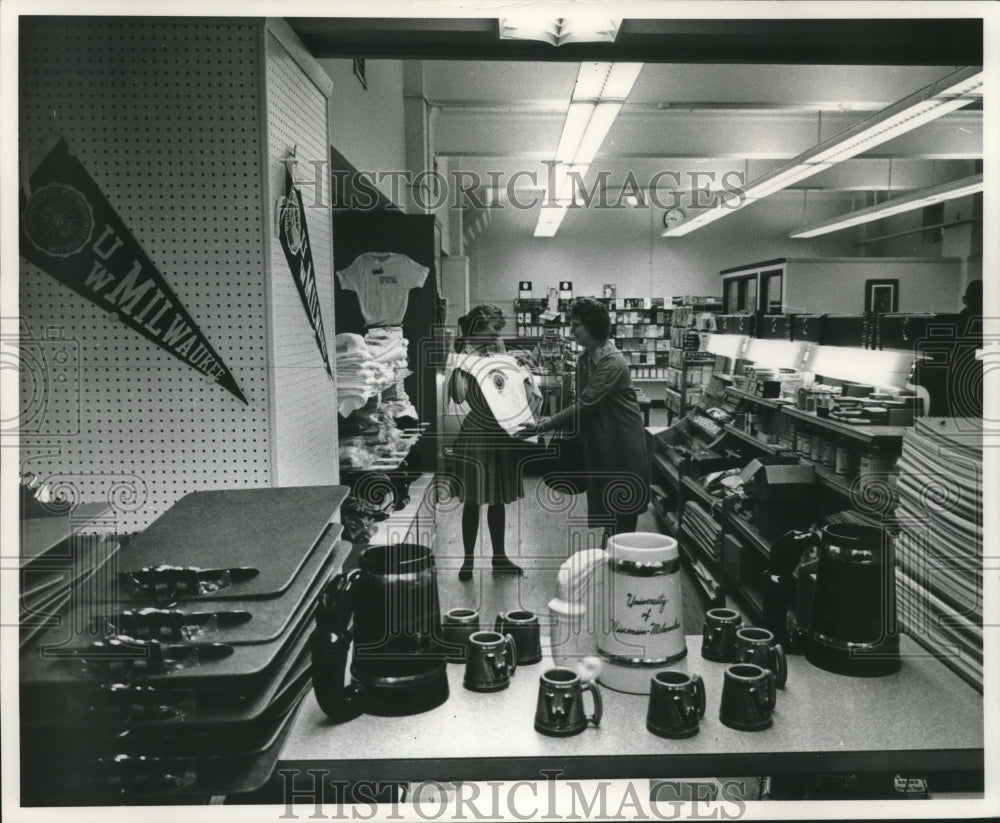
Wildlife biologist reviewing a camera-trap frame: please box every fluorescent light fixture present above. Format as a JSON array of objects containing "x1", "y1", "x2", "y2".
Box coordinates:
[
  {"x1": 744, "y1": 338, "x2": 810, "y2": 370},
  {"x1": 499, "y1": 17, "x2": 622, "y2": 46},
  {"x1": 535, "y1": 62, "x2": 643, "y2": 237},
  {"x1": 662, "y1": 66, "x2": 983, "y2": 237},
  {"x1": 805, "y1": 345, "x2": 916, "y2": 390},
  {"x1": 704, "y1": 334, "x2": 748, "y2": 360},
  {"x1": 573, "y1": 102, "x2": 625, "y2": 165},
  {"x1": 790, "y1": 174, "x2": 983, "y2": 238}
]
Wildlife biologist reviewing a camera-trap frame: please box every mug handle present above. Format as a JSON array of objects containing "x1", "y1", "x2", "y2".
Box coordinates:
[
  {"x1": 310, "y1": 630, "x2": 364, "y2": 723},
  {"x1": 692, "y1": 674, "x2": 706, "y2": 719},
  {"x1": 311, "y1": 570, "x2": 364, "y2": 722},
  {"x1": 770, "y1": 644, "x2": 788, "y2": 689},
  {"x1": 764, "y1": 671, "x2": 777, "y2": 711},
  {"x1": 503, "y1": 633, "x2": 517, "y2": 676},
  {"x1": 493, "y1": 614, "x2": 504, "y2": 634},
  {"x1": 318, "y1": 569, "x2": 361, "y2": 634},
  {"x1": 583, "y1": 680, "x2": 603, "y2": 727}
]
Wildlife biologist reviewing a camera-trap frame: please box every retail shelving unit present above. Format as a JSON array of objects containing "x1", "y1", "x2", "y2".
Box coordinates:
[
  {"x1": 611, "y1": 304, "x2": 671, "y2": 379},
  {"x1": 648, "y1": 368, "x2": 912, "y2": 626}
]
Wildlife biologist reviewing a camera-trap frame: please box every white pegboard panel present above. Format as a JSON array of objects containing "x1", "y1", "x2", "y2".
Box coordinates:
[
  {"x1": 18, "y1": 18, "x2": 272, "y2": 532},
  {"x1": 264, "y1": 29, "x2": 339, "y2": 488}
]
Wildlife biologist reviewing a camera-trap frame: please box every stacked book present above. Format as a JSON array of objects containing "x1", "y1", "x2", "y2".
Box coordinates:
[
  {"x1": 892, "y1": 420, "x2": 982, "y2": 691},
  {"x1": 683, "y1": 500, "x2": 723, "y2": 563},
  {"x1": 20, "y1": 486, "x2": 349, "y2": 804}
]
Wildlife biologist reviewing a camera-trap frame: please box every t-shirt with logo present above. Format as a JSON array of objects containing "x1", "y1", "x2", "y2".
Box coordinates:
[{"x1": 336, "y1": 252, "x2": 430, "y2": 326}]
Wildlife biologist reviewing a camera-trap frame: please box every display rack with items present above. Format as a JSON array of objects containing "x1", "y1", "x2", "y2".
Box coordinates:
[
  {"x1": 19, "y1": 487, "x2": 349, "y2": 804},
  {"x1": 513, "y1": 298, "x2": 569, "y2": 338},
  {"x1": 661, "y1": 297, "x2": 723, "y2": 419},
  {"x1": 332, "y1": 212, "x2": 444, "y2": 553},
  {"x1": 648, "y1": 351, "x2": 915, "y2": 629},
  {"x1": 333, "y1": 212, "x2": 442, "y2": 473},
  {"x1": 607, "y1": 301, "x2": 671, "y2": 380}
]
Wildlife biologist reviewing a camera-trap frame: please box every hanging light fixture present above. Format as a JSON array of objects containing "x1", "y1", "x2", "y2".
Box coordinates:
[
  {"x1": 534, "y1": 62, "x2": 643, "y2": 237},
  {"x1": 789, "y1": 174, "x2": 983, "y2": 238},
  {"x1": 662, "y1": 66, "x2": 983, "y2": 237}
]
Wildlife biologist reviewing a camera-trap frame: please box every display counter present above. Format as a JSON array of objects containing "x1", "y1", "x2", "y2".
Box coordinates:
[{"x1": 279, "y1": 634, "x2": 982, "y2": 782}]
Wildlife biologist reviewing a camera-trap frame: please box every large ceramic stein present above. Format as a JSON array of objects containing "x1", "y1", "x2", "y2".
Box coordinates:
[
  {"x1": 596, "y1": 532, "x2": 687, "y2": 694},
  {"x1": 762, "y1": 523, "x2": 900, "y2": 677},
  {"x1": 311, "y1": 543, "x2": 449, "y2": 721}
]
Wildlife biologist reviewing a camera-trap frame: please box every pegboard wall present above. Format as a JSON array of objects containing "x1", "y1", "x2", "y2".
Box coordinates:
[
  {"x1": 264, "y1": 28, "x2": 339, "y2": 488},
  {"x1": 18, "y1": 18, "x2": 272, "y2": 532}
]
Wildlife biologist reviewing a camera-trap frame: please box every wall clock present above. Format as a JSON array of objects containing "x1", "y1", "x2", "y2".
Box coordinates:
[{"x1": 663, "y1": 208, "x2": 686, "y2": 229}]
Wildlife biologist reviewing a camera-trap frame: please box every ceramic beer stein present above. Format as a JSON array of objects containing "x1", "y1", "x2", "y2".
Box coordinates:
[{"x1": 534, "y1": 667, "x2": 603, "y2": 737}]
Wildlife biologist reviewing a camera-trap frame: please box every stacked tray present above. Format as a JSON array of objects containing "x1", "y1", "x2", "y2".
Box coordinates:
[
  {"x1": 20, "y1": 503, "x2": 120, "y2": 650},
  {"x1": 20, "y1": 485, "x2": 350, "y2": 805},
  {"x1": 892, "y1": 422, "x2": 982, "y2": 692}
]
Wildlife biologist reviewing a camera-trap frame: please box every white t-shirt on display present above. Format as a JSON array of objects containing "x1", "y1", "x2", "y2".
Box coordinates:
[{"x1": 336, "y1": 252, "x2": 430, "y2": 326}]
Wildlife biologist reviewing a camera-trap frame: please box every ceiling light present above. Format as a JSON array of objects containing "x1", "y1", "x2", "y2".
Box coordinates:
[
  {"x1": 662, "y1": 66, "x2": 982, "y2": 237},
  {"x1": 535, "y1": 62, "x2": 643, "y2": 237},
  {"x1": 790, "y1": 174, "x2": 983, "y2": 238},
  {"x1": 533, "y1": 163, "x2": 589, "y2": 237},
  {"x1": 499, "y1": 17, "x2": 622, "y2": 46}
]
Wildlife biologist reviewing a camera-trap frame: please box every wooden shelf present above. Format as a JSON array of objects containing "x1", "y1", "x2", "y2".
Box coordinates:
[
  {"x1": 721, "y1": 424, "x2": 787, "y2": 455},
  {"x1": 780, "y1": 405, "x2": 907, "y2": 447},
  {"x1": 812, "y1": 462, "x2": 855, "y2": 497},
  {"x1": 653, "y1": 503, "x2": 679, "y2": 536},
  {"x1": 736, "y1": 582, "x2": 765, "y2": 624},
  {"x1": 725, "y1": 386, "x2": 783, "y2": 410},
  {"x1": 682, "y1": 476, "x2": 720, "y2": 510},
  {"x1": 678, "y1": 537, "x2": 725, "y2": 605},
  {"x1": 652, "y1": 453, "x2": 680, "y2": 489},
  {"x1": 725, "y1": 511, "x2": 771, "y2": 561},
  {"x1": 678, "y1": 526, "x2": 721, "y2": 568}
]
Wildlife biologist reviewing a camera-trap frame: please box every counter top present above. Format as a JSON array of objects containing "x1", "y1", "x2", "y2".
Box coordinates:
[{"x1": 279, "y1": 634, "x2": 982, "y2": 781}]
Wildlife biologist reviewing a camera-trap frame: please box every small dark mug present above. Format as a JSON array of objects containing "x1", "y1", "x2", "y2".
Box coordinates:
[
  {"x1": 646, "y1": 670, "x2": 706, "y2": 739},
  {"x1": 495, "y1": 609, "x2": 542, "y2": 665},
  {"x1": 463, "y1": 631, "x2": 517, "y2": 692},
  {"x1": 442, "y1": 608, "x2": 481, "y2": 662},
  {"x1": 719, "y1": 663, "x2": 776, "y2": 731},
  {"x1": 735, "y1": 627, "x2": 788, "y2": 688},
  {"x1": 701, "y1": 608, "x2": 743, "y2": 662},
  {"x1": 534, "y1": 667, "x2": 603, "y2": 737}
]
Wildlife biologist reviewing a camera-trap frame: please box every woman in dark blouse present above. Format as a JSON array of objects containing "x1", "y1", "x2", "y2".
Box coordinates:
[{"x1": 530, "y1": 297, "x2": 650, "y2": 538}]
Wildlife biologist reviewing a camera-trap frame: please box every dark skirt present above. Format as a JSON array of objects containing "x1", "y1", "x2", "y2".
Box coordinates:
[{"x1": 446, "y1": 423, "x2": 525, "y2": 505}]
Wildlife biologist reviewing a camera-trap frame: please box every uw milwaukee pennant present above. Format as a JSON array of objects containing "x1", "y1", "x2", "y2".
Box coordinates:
[
  {"x1": 18, "y1": 138, "x2": 247, "y2": 404},
  {"x1": 277, "y1": 164, "x2": 333, "y2": 378}
]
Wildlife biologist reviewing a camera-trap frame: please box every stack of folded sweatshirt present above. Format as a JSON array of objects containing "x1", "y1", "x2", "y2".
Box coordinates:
[
  {"x1": 363, "y1": 327, "x2": 417, "y2": 419},
  {"x1": 335, "y1": 333, "x2": 398, "y2": 416}
]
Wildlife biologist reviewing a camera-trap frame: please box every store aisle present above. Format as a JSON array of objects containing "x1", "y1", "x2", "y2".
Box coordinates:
[{"x1": 432, "y1": 476, "x2": 708, "y2": 641}]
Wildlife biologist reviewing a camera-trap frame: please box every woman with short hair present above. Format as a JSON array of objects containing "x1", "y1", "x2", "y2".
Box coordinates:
[{"x1": 530, "y1": 297, "x2": 650, "y2": 538}]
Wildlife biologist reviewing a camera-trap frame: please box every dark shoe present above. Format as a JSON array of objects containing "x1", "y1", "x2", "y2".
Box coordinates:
[
  {"x1": 491, "y1": 557, "x2": 524, "y2": 576},
  {"x1": 458, "y1": 564, "x2": 474, "y2": 582}
]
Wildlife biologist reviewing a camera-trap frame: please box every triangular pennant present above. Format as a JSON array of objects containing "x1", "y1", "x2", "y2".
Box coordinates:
[
  {"x1": 277, "y1": 162, "x2": 333, "y2": 378},
  {"x1": 19, "y1": 138, "x2": 247, "y2": 404}
]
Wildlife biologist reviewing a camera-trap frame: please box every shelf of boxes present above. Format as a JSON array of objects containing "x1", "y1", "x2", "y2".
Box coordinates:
[{"x1": 609, "y1": 301, "x2": 674, "y2": 383}]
